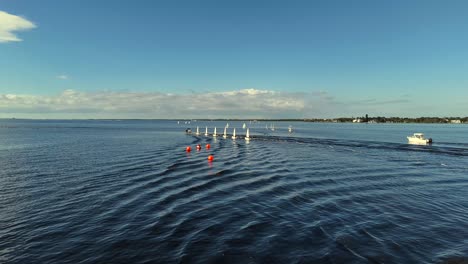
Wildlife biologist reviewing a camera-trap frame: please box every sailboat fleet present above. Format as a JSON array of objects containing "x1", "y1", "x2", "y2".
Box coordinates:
[
  {"x1": 184, "y1": 121, "x2": 299, "y2": 141},
  {"x1": 183, "y1": 119, "x2": 300, "y2": 141},
  {"x1": 186, "y1": 122, "x2": 252, "y2": 141},
  {"x1": 185, "y1": 122, "x2": 297, "y2": 141}
]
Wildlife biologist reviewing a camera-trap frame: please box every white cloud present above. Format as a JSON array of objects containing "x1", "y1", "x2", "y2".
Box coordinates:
[
  {"x1": 220, "y1": 88, "x2": 274, "y2": 96},
  {"x1": 0, "y1": 10, "x2": 36, "y2": 43},
  {"x1": 56, "y1": 75, "x2": 69, "y2": 80},
  {"x1": 0, "y1": 88, "x2": 428, "y2": 119},
  {"x1": 0, "y1": 89, "x2": 312, "y2": 119}
]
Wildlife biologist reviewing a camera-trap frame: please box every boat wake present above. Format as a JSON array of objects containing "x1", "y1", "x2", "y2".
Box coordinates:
[{"x1": 249, "y1": 135, "x2": 468, "y2": 157}]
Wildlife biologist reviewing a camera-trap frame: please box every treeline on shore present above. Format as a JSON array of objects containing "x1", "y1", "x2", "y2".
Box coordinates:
[
  {"x1": 197, "y1": 117, "x2": 467, "y2": 123},
  {"x1": 304, "y1": 116, "x2": 468, "y2": 123}
]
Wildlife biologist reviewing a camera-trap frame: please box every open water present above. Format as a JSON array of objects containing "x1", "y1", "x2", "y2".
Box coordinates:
[{"x1": 1, "y1": 119, "x2": 467, "y2": 264}]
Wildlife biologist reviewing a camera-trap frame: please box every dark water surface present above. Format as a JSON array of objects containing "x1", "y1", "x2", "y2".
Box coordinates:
[{"x1": 1, "y1": 120, "x2": 467, "y2": 263}]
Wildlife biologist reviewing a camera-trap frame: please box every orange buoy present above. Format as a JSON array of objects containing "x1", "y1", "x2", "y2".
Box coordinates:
[
  {"x1": 186, "y1": 146, "x2": 192, "y2": 152},
  {"x1": 205, "y1": 144, "x2": 211, "y2": 149},
  {"x1": 207, "y1": 155, "x2": 214, "y2": 161}
]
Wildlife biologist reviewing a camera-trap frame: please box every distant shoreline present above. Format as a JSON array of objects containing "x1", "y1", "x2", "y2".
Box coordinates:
[{"x1": 1, "y1": 117, "x2": 467, "y2": 124}]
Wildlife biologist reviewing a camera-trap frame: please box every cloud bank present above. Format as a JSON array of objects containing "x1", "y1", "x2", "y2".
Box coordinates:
[
  {"x1": 0, "y1": 88, "x2": 420, "y2": 119},
  {"x1": 0, "y1": 10, "x2": 36, "y2": 43},
  {"x1": 0, "y1": 89, "x2": 312, "y2": 119}
]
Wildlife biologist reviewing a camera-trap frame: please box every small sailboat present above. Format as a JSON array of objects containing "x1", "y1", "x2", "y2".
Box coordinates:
[
  {"x1": 245, "y1": 128, "x2": 251, "y2": 141},
  {"x1": 232, "y1": 128, "x2": 237, "y2": 139},
  {"x1": 288, "y1": 125, "x2": 293, "y2": 133},
  {"x1": 204, "y1": 126, "x2": 209, "y2": 136},
  {"x1": 226, "y1": 123, "x2": 229, "y2": 128},
  {"x1": 223, "y1": 126, "x2": 227, "y2": 138},
  {"x1": 242, "y1": 123, "x2": 246, "y2": 129},
  {"x1": 213, "y1": 127, "x2": 217, "y2": 137},
  {"x1": 196, "y1": 126, "x2": 200, "y2": 135}
]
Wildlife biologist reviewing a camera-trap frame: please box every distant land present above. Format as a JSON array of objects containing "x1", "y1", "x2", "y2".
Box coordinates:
[
  {"x1": 307, "y1": 116, "x2": 467, "y2": 124},
  {"x1": 1, "y1": 117, "x2": 467, "y2": 123},
  {"x1": 192, "y1": 116, "x2": 468, "y2": 124}
]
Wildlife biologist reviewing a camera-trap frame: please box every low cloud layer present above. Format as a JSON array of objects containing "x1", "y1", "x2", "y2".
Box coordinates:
[
  {"x1": 0, "y1": 89, "x2": 311, "y2": 119},
  {"x1": 0, "y1": 10, "x2": 36, "y2": 43},
  {"x1": 0, "y1": 88, "x2": 423, "y2": 119}
]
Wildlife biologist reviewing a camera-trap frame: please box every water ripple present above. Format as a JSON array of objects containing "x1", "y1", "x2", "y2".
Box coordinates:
[{"x1": 1, "y1": 121, "x2": 468, "y2": 263}]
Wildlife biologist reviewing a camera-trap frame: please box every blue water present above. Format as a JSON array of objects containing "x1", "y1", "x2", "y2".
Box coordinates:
[{"x1": 1, "y1": 119, "x2": 467, "y2": 263}]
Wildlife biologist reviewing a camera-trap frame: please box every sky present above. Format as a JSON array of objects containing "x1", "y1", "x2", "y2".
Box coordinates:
[{"x1": 1, "y1": 0, "x2": 467, "y2": 119}]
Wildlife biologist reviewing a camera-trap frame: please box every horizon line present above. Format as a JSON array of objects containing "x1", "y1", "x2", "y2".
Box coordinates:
[{"x1": 1, "y1": 117, "x2": 467, "y2": 121}]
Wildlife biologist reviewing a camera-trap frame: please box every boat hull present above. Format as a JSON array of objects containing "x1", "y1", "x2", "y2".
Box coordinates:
[{"x1": 407, "y1": 137, "x2": 432, "y2": 145}]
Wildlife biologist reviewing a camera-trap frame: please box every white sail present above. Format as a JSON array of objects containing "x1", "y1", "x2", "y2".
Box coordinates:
[
  {"x1": 232, "y1": 128, "x2": 236, "y2": 139},
  {"x1": 242, "y1": 123, "x2": 246, "y2": 129},
  {"x1": 226, "y1": 123, "x2": 229, "y2": 128},
  {"x1": 205, "y1": 126, "x2": 208, "y2": 136},
  {"x1": 223, "y1": 126, "x2": 227, "y2": 138},
  {"x1": 213, "y1": 127, "x2": 217, "y2": 137},
  {"x1": 196, "y1": 126, "x2": 200, "y2": 135},
  {"x1": 245, "y1": 128, "x2": 250, "y2": 141}
]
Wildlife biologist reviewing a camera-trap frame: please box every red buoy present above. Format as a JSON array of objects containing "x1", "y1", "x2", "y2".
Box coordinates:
[
  {"x1": 208, "y1": 155, "x2": 214, "y2": 161},
  {"x1": 186, "y1": 146, "x2": 192, "y2": 152},
  {"x1": 205, "y1": 144, "x2": 211, "y2": 149},
  {"x1": 196, "y1": 144, "x2": 201, "y2": 150}
]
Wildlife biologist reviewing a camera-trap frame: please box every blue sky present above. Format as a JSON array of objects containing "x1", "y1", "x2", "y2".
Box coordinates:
[{"x1": 1, "y1": 0, "x2": 467, "y2": 119}]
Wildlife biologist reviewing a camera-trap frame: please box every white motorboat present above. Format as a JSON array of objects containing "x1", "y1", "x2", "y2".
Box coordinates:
[{"x1": 407, "y1": 133, "x2": 432, "y2": 144}]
